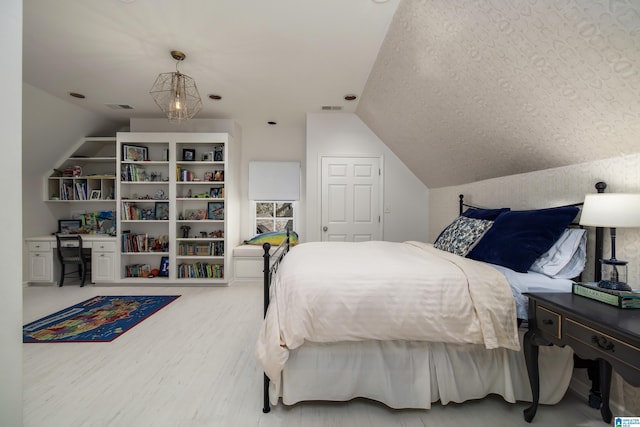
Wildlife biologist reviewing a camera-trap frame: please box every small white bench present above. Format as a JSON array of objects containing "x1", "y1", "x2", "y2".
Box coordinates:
[{"x1": 233, "y1": 244, "x2": 279, "y2": 280}]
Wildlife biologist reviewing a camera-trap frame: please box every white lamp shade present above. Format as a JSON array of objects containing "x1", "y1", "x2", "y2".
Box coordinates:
[{"x1": 579, "y1": 193, "x2": 640, "y2": 228}]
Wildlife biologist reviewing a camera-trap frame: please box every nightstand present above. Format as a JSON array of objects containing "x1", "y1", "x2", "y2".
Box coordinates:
[{"x1": 523, "y1": 292, "x2": 640, "y2": 423}]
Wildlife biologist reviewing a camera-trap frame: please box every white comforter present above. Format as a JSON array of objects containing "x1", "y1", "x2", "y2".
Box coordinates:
[{"x1": 256, "y1": 241, "x2": 520, "y2": 383}]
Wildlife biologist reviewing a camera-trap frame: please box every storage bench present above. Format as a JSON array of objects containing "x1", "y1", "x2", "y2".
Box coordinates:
[{"x1": 233, "y1": 244, "x2": 279, "y2": 280}]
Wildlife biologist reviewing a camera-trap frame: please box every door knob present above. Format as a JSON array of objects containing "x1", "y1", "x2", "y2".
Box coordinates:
[{"x1": 323, "y1": 226, "x2": 328, "y2": 232}]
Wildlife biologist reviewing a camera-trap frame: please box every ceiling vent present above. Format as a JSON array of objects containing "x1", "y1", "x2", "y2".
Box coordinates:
[
  {"x1": 105, "y1": 104, "x2": 135, "y2": 110},
  {"x1": 321, "y1": 106, "x2": 342, "y2": 111}
]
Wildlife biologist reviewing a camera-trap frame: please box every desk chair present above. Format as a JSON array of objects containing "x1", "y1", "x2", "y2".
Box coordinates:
[{"x1": 55, "y1": 234, "x2": 91, "y2": 287}]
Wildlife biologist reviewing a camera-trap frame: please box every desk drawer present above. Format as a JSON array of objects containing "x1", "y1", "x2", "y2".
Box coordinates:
[
  {"x1": 566, "y1": 318, "x2": 640, "y2": 371},
  {"x1": 536, "y1": 305, "x2": 562, "y2": 340},
  {"x1": 93, "y1": 241, "x2": 116, "y2": 252},
  {"x1": 27, "y1": 241, "x2": 51, "y2": 252}
]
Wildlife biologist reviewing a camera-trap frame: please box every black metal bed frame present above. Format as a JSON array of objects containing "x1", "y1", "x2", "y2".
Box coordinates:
[
  {"x1": 260, "y1": 182, "x2": 607, "y2": 413},
  {"x1": 261, "y1": 229, "x2": 292, "y2": 413}
]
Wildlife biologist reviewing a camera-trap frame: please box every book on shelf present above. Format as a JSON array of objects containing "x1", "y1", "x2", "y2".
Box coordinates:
[
  {"x1": 572, "y1": 282, "x2": 640, "y2": 309},
  {"x1": 177, "y1": 262, "x2": 223, "y2": 279},
  {"x1": 74, "y1": 181, "x2": 88, "y2": 200},
  {"x1": 125, "y1": 263, "x2": 152, "y2": 278},
  {"x1": 121, "y1": 163, "x2": 145, "y2": 182}
]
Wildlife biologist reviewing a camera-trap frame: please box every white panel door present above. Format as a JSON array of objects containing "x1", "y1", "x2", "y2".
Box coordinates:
[{"x1": 321, "y1": 156, "x2": 382, "y2": 242}]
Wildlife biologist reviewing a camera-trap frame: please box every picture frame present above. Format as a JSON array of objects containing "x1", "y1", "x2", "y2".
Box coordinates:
[
  {"x1": 214, "y1": 146, "x2": 224, "y2": 161},
  {"x1": 182, "y1": 148, "x2": 196, "y2": 161},
  {"x1": 89, "y1": 190, "x2": 101, "y2": 200},
  {"x1": 208, "y1": 202, "x2": 224, "y2": 220},
  {"x1": 122, "y1": 144, "x2": 148, "y2": 162},
  {"x1": 58, "y1": 219, "x2": 82, "y2": 234},
  {"x1": 204, "y1": 171, "x2": 214, "y2": 182},
  {"x1": 213, "y1": 170, "x2": 224, "y2": 181},
  {"x1": 159, "y1": 256, "x2": 169, "y2": 277},
  {"x1": 202, "y1": 151, "x2": 214, "y2": 161},
  {"x1": 209, "y1": 187, "x2": 222, "y2": 198},
  {"x1": 154, "y1": 201, "x2": 169, "y2": 220}
]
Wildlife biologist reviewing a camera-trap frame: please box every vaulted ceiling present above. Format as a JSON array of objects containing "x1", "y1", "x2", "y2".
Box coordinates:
[
  {"x1": 358, "y1": 0, "x2": 640, "y2": 187},
  {"x1": 23, "y1": 0, "x2": 640, "y2": 189}
]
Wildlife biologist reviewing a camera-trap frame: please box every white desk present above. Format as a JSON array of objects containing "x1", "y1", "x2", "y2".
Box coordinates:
[{"x1": 25, "y1": 235, "x2": 117, "y2": 284}]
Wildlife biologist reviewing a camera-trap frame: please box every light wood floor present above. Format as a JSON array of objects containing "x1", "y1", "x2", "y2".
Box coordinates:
[{"x1": 23, "y1": 280, "x2": 610, "y2": 427}]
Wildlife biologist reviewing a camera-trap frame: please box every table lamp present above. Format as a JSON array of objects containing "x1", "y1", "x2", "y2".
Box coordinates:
[{"x1": 579, "y1": 193, "x2": 640, "y2": 291}]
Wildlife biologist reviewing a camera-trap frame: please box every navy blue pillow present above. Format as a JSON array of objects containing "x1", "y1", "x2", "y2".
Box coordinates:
[
  {"x1": 467, "y1": 206, "x2": 580, "y2": 273},
  {"x1": 462, "y1": 207, "x2": 510, "y2": 220}
]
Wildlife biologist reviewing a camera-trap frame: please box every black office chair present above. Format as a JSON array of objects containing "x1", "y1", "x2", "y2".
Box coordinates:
[{"x1": 55, "y1": 234, "x2": 91, "y2": 287}]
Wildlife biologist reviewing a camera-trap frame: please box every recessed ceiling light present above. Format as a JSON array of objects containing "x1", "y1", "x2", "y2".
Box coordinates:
[
  {"x1": 372, "y1": 0, "x2": 389, "y2": 3},
  {"x1": 267, "y1": 121, "x2": 277, "y2": 125},
  {"x1": 344, "y1": 94, "x2": 357, "y2": 101},
  {"x1": 69, "y1": 92, "x2": 85, "y2": 99},
  {"x1": 208, "y1": 94, "x2": 222, "y2": 100}
]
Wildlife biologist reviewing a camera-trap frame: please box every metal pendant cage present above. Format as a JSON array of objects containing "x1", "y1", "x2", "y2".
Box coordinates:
[{"x1": 149, "y1": 71, "x2": 202, "y2": 123}]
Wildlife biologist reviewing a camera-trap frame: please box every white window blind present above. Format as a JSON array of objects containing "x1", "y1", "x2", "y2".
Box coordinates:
[{"x1": 249, "y1": 161, "x2": 300, "y2": 201}]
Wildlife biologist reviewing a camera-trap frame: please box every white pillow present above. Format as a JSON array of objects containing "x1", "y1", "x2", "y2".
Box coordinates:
[{"x1": 529, "y1": 228, "x2": 587, "y2": 279}]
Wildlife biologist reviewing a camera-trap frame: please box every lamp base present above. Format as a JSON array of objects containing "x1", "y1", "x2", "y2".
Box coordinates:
[
  {"x1": 597, "y1": 280, "x2": 632, "y2": 292},
  {"x1": 599, "y1": 258, "x2": 629, "y2": 291}
]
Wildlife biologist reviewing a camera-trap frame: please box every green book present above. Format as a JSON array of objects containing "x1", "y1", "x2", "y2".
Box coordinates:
[{"x1": 573, "y1": 282, "x2": 640, "y2": 309}]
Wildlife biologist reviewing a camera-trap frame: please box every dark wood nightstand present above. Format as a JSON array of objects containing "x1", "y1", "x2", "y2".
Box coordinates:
[{"x1": 523, "y1": 292, "x2": 640, "y2": 423}]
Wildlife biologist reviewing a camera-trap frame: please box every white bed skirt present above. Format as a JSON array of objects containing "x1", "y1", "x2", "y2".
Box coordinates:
[{"x1": 271, "y1": 331, "x2": 573, "y2": 409}]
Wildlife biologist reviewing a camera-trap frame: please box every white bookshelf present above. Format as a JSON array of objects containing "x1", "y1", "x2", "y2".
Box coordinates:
[
  {"x1": 45, "y1": 136, "x2": 117, "y2": 203},
  {"x1": 116, "y1": 132, "x2": 230, "y2": 285}
]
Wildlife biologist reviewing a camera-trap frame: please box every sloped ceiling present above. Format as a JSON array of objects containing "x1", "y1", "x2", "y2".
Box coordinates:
[{"x1": 358, "y1": 0, "x2": 640, "y2": 188}]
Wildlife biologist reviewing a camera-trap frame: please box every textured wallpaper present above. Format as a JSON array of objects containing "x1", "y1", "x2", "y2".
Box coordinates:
[
  {"x1": 358, "y1": 0, "x2": 640, "y2": 188},
  {"x1": 429, "y1": 152, "x2": 640, "y2": 414}
]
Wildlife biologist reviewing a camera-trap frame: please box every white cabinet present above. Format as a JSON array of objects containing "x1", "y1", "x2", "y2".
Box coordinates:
[
  {"x1": 91, "y1": 240, "x2": 116, "y2": 283},
  {"x1": 27, "y1": 240, "x2": 54, "y2": 283},
  {"x1": 25, "y1": 236, "x2": 118, "y2": 286},
  {"x1": 116, "y1": 132, "x2": 231, "y2": 285}
]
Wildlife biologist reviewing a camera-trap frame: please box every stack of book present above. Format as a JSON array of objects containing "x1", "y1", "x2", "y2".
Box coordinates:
[
  {"x1": 177, "y1": 262, "x2": 223, "y2": 279},
  {"x1": 121, "y1": 163, "x2": 145, "y2": 182},
  {"x1": 572, "y1": 282, "x2": 640, "y2": 309}
]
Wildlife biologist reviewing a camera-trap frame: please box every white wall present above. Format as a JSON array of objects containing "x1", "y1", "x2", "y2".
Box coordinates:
[
  {"x1": 26, "y1": 109, "x2": 429, "y2": 252},
  {"x1": 22, "y1": 83, "x2": 124, "y2": 238},
  {"x1": 233, "y1": 121, "x2": 306, "y2": 240},
  {"x1": 1, "y1": 0, "x2": 22, "y2": 425},
  {"x1": 22, "y1": 84, "x2": 124, "y2": 281},
  {"x1": 429, "y1": 153, "x2": 640, "y2": 415},
  {"x1": 306, "y1": 113, "x2": 429, "y2": 243}
]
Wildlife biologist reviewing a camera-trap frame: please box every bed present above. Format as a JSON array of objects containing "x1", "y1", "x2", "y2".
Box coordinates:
[{"x1": 256, "y1": 187, "x2": 604, "y2": 413}]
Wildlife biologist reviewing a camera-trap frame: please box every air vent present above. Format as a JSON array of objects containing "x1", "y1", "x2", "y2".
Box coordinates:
[
  {"x1": 105, "y1": 104, "x2": 135, "y2": 110},
  {"x1": 321, "y1": 106, "x2": 342, "y2": 111}
]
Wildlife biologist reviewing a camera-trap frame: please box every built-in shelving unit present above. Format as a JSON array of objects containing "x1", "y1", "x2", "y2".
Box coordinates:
[
  {"x1": 116, "y1": 132, "x2": 230, "y2": 285},
  {"x1": 45, "y1": 136, "x2": 117, "y2": 203}
]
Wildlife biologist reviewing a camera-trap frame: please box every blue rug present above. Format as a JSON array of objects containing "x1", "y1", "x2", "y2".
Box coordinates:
[{"x1": 23, "y1": 295, "x2": 180, "y2": 343}]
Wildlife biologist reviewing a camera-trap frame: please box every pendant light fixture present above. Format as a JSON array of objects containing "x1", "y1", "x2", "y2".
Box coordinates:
[{"x1": 150, "y1": 50, "x2": 202, "y2": 123}]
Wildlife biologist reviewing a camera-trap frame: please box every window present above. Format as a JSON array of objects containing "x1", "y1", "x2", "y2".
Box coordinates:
[{"x1": 253, "y1": 201, "x2": 296, "y2": 233}]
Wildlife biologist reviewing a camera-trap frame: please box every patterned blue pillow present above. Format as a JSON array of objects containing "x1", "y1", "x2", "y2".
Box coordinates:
[{"x1": 434, "y1": 216, "x2": 493, "y2": 256}]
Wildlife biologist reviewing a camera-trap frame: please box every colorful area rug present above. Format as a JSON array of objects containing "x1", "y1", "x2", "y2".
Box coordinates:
[{"x1": 23, "y1": 295, "x2": 180, "y2": 343}]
